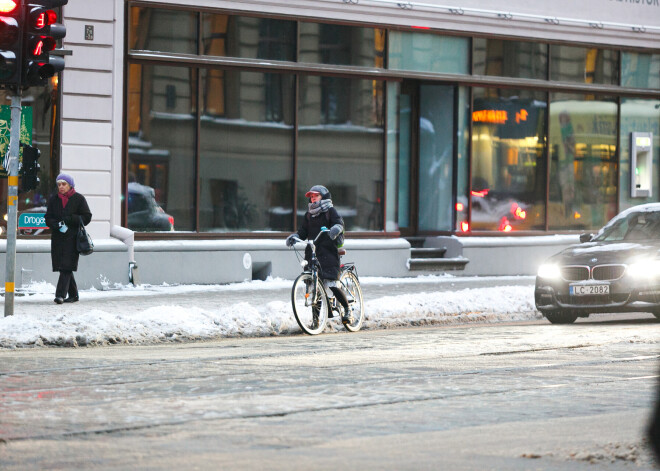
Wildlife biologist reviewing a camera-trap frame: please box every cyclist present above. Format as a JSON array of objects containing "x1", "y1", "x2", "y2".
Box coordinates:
[{"x1": 286, "y1": 185, "x2": 352, "y2": 325}]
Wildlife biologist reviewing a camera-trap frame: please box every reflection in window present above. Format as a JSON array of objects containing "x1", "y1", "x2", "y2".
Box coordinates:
[
  {"x1": 470, "y1": 88, "x2": 547, "y2": 232},
  {"x1": 388, "y1": 31, "x2": 469, "y2": 75},
  {"x1": 199, "y1": 70, "x2": 295, "y2": 232},
  {"x1": 0, "y1": 83, "x2": 57, "y2": 237},
  {"x1": 548, "y1": 94, "x2": 617, "y2": 230},
  {"x1": 299, "y1": 23, "x2": 385, "y2": 68},
  {"x1": 619, "y1": 98, "x2": 660, "y2": 211},
  {"x1": 550, "y1": 45, "x2": 618, "y2": 85},
  {"x1": 298, "y1": 76, "x2": 384, "y2": 231},
  {"x1": 418, "y1": 84, "x2": 455, "y2": 232},
  {"x1": 473, "y1": 38, "x2": 547, "y2": 80},
  {"x1": 201, "y1": 14, "x2": 296, "y2": 62},
  {"x1": 127, "y1": 64, "x2": 196, "y2": 231},
  {"x1": 129, "y1": 7, "x2": 197, "y2": 54},
  {"x1": 621, "y1": 52, "x2": 660, "y2": 89},
  {"x1": 455, "y1": 87, "x2": 470, "y2": 232}
]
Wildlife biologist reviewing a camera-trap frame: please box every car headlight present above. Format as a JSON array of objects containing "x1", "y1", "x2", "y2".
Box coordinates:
[
  {"x1": 627, "y1": 260, "x2": 660, "y2": 279},
  {"x1": 537, "y1": 263, "x2": 561, "y2": 279}
]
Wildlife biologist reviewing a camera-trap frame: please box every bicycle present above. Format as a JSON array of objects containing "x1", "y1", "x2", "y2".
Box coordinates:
[{"x1": 289, "y1": 227, "x2": 365, "y2": 335}]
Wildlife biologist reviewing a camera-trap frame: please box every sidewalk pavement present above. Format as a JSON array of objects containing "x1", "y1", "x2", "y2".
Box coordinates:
[{"x1": 0, "y1": 275, "x2": 538, "y2": 348}]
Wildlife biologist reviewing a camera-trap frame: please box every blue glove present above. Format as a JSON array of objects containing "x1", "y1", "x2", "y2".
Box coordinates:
[
  {"x1": 328, "y1": 224, "x2": 342, "y2": 240},
  {"x1": 58, "y1": 221, "x2": 68, "y2": 233},
  {"x1": 286, "y1": 234, "x2": 297, "y2": 247}
]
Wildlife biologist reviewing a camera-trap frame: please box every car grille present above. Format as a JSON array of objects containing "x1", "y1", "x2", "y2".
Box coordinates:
[
  {"x1": 592, "y1": 265, "x2": 625, "y2": 281},
  {"x1": 560, "y1": 264, "x2": 626, "y2": 281},
  {"x1": 561, "y1": 266, "x2": 589, "y2": 281},
  {"x1": 557, "y1": 293, "x2": 630, "y2": 305}
]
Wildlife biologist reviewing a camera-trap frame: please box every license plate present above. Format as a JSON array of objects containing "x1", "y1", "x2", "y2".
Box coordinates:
[{"x1": 569, "y1": 284, "x2": 610, "y2": 296}]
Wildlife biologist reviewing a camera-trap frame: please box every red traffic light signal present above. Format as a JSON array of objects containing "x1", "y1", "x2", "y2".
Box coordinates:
[
  {"x1": 22, "y1": 0, "x2": 67, "y2": 87},
  {"x1": 0, "y1": 0, "x2": 18, "y2": 14},
  {"x1": 0, "y1": 0, "x2": 21, "y2": 85}
]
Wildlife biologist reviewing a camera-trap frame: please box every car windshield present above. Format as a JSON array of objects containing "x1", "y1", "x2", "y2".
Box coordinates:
[{"x1": 593, "y1": 210, "x2": 660, "y2": 242}]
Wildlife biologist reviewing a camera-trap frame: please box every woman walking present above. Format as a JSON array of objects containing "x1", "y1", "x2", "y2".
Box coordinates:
[{"x1": 45, "y1": 173, "x2": 92, "y2": 304}]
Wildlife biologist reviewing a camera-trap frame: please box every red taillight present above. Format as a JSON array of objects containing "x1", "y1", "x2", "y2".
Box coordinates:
[
  {"x1": 456, "y1": 202, "x2": 464, "y2": 212},
  {"x1": 499, "y1": 217, "x2": 512, "y2": 232},
  {"x1": 168, "y1": 216, "x2": 174, "y2": 227},
  {"x1": 460, "y1": 221, "x2": 469, "y2": 232},
  {"x1": 511, "y1": 203, "x2": 527, "y2": 220},
  {"x1": 471, "y1": 189, "x2": 489, "y2": 198}
]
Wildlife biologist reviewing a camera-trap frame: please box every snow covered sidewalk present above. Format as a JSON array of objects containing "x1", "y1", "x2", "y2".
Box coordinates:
[{"x1": 0, "y1": 275, "x2": 539, "y2": 348}]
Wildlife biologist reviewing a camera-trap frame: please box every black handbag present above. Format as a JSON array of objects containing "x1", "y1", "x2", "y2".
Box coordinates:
[{"x1": 76, "y1": 216, "x2": 93, "y2": 255}]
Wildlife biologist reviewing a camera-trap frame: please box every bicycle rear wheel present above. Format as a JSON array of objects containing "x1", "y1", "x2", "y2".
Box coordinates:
[
  {"x1": 340, "y1": 271, "x2": 364, "y2": 332},
  {"x1": 291, "y1": 273, "x2": 328, "y2": 335}
]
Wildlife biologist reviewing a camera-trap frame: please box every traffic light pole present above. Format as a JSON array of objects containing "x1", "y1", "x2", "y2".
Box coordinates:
[{"x1": 5, "y1": 91, "x2": 22, "y2": 317}]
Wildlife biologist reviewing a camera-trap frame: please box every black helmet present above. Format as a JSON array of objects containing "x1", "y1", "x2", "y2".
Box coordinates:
[{"x1": 305, "y1": 185, "x2": 331, "y2": 200}]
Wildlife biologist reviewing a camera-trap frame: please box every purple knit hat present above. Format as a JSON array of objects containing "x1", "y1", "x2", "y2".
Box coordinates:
[{"x1": 56, "y1": 173, "x2": 74, "y2": 188}]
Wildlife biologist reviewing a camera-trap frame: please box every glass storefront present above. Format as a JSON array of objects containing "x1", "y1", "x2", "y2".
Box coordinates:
[
  {"x1": 199, "y1": 69, "x2": 295, "y2": 232},
  {"x1": 126, "y1": 4, "x2": 660, "y2": 236},
  {"x1": 619, "y1": 98, "x2": 660, "y2": 211},
  {"x1": 548, "y1": 94, "x2": 618, "y2": 230},
  {"x1": 0, "y1": 83, "x2": 59, "y2": 238},
  {"x1": 127, "y1": 64, "x2": 197, "y2": 232},
  {"x1": 298, "y1": 76, "x2": 384, "y2": 231},
  {"x1": 471, "y1": 88, "x2": 547, "y2": 232}
]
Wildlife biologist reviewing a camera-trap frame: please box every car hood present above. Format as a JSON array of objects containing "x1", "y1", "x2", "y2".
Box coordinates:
[{"x1": 549, "y1": 241, "x2": 660, "y2": 266}]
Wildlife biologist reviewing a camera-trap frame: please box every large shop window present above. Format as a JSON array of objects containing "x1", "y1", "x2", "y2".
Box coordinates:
[
  {"x1": 471, "y1": 88, "x2": 547, "y2": 232},
  {"x1": 0, "y1": 85, "x2": 59, "y2": 238},
  {"x1": 473, "y1": 38, "x2": 547, "y2": 80},
  {"x1": 199, "y1": 69, "x2": 295, "y2": 232},
  {"x1": 298, "y1": 75, "x2": 385, "y2": 231},
  {"x1": 550, "y1": 45, "x2": 619, "y2": 85},
  {"x1": 548, "y1": 94, "x2": 617, "y2": 230},
  {"x1": 619, "y1": 98, "x2": 660, "y2": 211},
  {"x1": 127, "y1": 64, "x2": 197, "y2": 232}
]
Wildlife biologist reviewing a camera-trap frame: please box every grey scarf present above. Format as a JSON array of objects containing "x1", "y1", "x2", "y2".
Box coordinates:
[{"x1": 308, "y1": 199, "x2": 333, "y2": 217}]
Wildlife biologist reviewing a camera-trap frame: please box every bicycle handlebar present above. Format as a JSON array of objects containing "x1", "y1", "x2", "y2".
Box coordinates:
[{"x1": 290, "y1": 227, "x2": 329, "y2": 247}]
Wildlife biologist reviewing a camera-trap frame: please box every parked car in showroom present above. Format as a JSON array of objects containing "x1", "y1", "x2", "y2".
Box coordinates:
[{"x1": 535, "y1": 203, "x2": 660, "y2": 324}]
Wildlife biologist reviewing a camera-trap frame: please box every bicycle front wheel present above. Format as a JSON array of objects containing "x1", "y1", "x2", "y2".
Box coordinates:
[
  {"x1": 291, "y1": 273, "x2": 328, "y2": 335},
  {"x1": 340, "y1": 271, "x2": 365, "y2": 332}
]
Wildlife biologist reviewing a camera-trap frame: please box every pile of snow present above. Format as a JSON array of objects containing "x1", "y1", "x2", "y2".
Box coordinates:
[{"x1": 0, "y1": 278, "x2": 539, "y2": 348}]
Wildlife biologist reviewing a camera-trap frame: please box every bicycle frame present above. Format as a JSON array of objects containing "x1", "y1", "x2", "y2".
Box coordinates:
[{"x1": 291, "y1": 229, "x2": 328, "y2": 308}]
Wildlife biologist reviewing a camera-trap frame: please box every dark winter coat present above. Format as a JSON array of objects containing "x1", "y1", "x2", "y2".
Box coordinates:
[
  {"x1": 45, "y1": 192, "x2": 92, "y2": 272},
  {"x1": 296, "y1": 207, "x2": 344, "y2": 280}
]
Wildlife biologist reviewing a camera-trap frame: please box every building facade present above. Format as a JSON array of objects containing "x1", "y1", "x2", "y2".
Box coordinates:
[{"x1": 1, "y1": 0, "x2": 659, "y2": 286}]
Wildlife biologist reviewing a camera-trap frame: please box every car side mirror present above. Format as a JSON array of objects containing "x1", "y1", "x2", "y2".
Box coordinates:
[{"x1": 579, "y1": 233, "x2": 594, "y2": 243}]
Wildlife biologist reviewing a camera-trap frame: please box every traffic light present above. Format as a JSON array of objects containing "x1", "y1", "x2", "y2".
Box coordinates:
[
  {"x1": 20, "y1": 143, "x2": 39, "y2": 191},
  {"x1": 22, "y1": 0, "x2": 66, "y2": 87},
  {"x1": 0, "y1": 0, "x2": 23, "y2": 86}
]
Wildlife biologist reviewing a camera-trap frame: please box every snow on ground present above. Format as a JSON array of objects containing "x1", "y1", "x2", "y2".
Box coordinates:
[{"x1": 0, "y1": 276, "x2": 540, "y2": 348}]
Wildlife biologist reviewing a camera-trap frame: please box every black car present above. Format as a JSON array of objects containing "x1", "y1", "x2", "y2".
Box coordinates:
[
  {"x1": 535, "y1": 203, "x2": 660, "y2": 324},
  {"x1": 127, "y1": 182, "x2": 174, "y2": 232}
]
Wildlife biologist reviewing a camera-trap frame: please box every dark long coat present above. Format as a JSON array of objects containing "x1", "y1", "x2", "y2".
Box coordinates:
[
  {"x1": 295, "y1": 207, "x2": 344, "y2": 280},
  {"x1": 45, "y1": 192, "x2": 92, "y2": 272}
]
